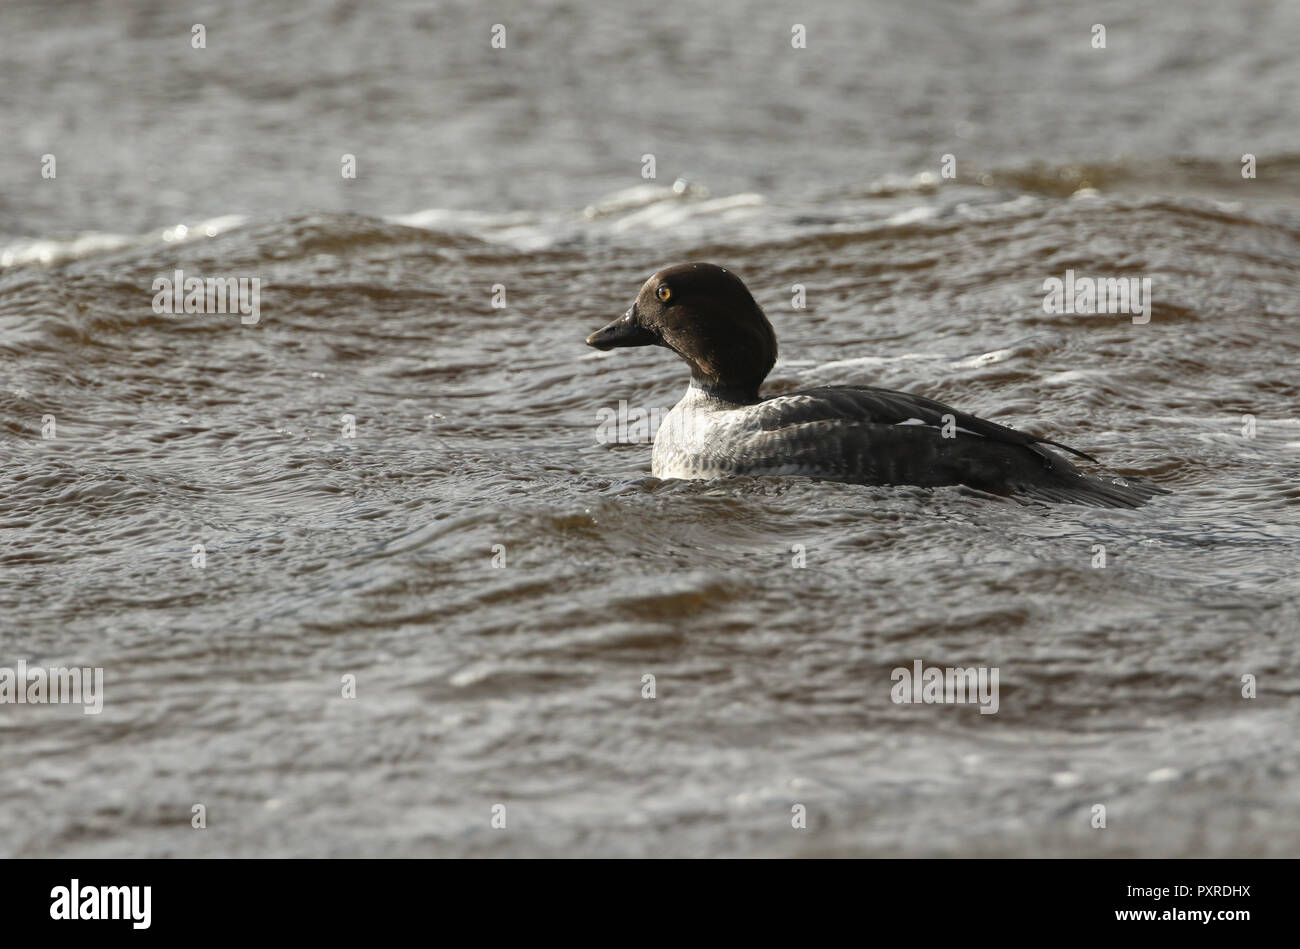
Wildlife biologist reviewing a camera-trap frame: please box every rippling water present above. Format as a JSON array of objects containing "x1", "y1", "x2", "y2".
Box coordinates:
[{"x1": 2, "y1": 0, "x2": 1298, "y2": 857}]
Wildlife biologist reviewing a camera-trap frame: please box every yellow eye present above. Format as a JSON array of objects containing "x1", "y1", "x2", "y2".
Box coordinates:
[{"x1": 657, "y1": 285, "x2": 672, "y2": 302}]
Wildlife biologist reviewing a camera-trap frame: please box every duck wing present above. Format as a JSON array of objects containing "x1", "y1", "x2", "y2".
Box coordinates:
[{"x1": 744, "y1": 385, "x2": 1164, "y2": 507}]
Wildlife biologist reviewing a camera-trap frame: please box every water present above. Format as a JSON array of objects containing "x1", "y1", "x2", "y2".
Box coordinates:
[{"x1": 2, "y1": 0, "x2": 1298, "y2": 857}]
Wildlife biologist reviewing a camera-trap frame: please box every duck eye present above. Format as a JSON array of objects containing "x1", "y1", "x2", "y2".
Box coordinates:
[{"x1": 657, "y1": 285, "x2": 672, "y2": 302}]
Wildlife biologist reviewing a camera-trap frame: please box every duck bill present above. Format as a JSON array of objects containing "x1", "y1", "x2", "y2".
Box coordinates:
[{"x1": 586, "y1": 305, "x2": 657, "y2": 350}]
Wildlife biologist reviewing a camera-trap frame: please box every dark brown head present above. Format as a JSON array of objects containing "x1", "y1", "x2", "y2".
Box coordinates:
[{"x1": 585, "y1": 263, "x2": 777, "y2": 402}]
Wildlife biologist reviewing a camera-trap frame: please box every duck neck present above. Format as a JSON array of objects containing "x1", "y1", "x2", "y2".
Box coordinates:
[{"x1": 688, "y1": 376, "x2": 761, "y2": 406}]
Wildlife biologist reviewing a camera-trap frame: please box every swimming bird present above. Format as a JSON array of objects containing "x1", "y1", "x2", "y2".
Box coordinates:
[{"x1": 586, "y1": 262, "x2": 1164, "y2": 507}]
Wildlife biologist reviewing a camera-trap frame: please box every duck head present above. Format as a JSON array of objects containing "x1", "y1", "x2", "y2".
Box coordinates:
[{"x1": 586, "y1": 262, "x2": 777, "y2": 403}]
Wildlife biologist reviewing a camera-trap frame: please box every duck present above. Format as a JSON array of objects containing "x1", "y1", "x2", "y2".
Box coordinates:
[{"x1": 585, "y1": 262, "x2": 1164, "y2": 507}]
